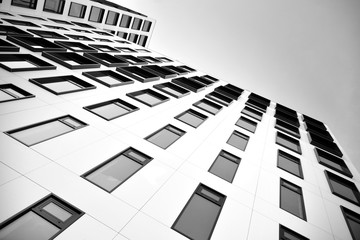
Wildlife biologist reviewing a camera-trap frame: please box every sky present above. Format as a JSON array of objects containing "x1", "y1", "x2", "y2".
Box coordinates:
[{"x1": 117, "y1": 0, "x2": 360, "y2": 172}]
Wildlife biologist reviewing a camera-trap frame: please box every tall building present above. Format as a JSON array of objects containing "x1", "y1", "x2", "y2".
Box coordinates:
[{"x1": 0, "y1": 1, "x2": 359, "y2": 240}]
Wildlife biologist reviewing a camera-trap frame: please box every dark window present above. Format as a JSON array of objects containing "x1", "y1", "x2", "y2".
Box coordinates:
[
  {"x1": 138, "y1": 35, "x2": 148, "y2": 47},
  {"x1": 236, "y1": 116, "x2": 257, "y2": 133},
  {"x1": 84, "y1": 98, "x2": 139, "y2": 120},
  {"x1": 0, "y1": 84, "x2": 34, "y2": 103},
  {"x1": 276, "y1": 132, "x2": 302, "y2": 154},
  {"x1": 214, "y1": 85, "x2": 242, "y2": 100},
  {"x1": 142, "y1": 65, "x2": 178, "y2": 79},
  {"x1": 72, "y1": 28, "x2": 91, "y2": 33},
  {"x1": 0, "y1": 25, "x2": 32, "y2": 37},
  {"x1": 142, "y1": 20, "x2": 152, "y2": 32},
  {"x1": 117, "y1": 31, "x2": 128, "y2": 39},
  {"x1": 94, "y1": 38, "x2": 112, "y2": 42},
  {"x1": 88, "y1": 44, "x2": 119, "y2": 52},
  {"x1": 153, "y1": 82, "x2": 190, "y2": 98},
  {"x1": 0, "y1": 54, "x2": 56, "y2": 72},
  {"x1": 48, "y1": 18, "x2": 74, "y2": 25},
  {"x1": 205, "y1": 91, "x2": 233, "y2": 106},
  {"x1": 115, "y1": 55, "x2": 147, "y2": 65},
  {"x1": 19, "y1": 14, "x2": 45, "y2": 21},
  {"x1": 227, "y1": 130, "x2": 249, "y2": 151},
  {"x1": 277, "y1": 150, "x2": 303, "y2": 179},
  {"x1": 83, "y1": 52, "x2": 129, "y2": 67},
  {"x1": 54, "y1": 41, "x2": 97, "y2": 52},
  {"x1": 42, "y1": 51, "x2": 101, "y2": 69},
  {"x1": 68, "y1": 2, "x2": 86, "y2": 18},
  {"x1": 82, "y1": 70, "x2": 134, "y2": 87},
  {"x1": 28, "y1": 29, "x2": 68, "y2": 39},
  {"x1": 2, "y1": 19, "x2": 40, "y2": 28},
  {"x1": 88, "y1": 6, "x2": 104, "y2": 23},
  {"x1": 136, "y1": 49, "x2": 151, "y2": 53},
  {"x1": 201, "y1": 75, "x2": 219, "y2": 83},
  {"x1": 175, "y1": 109, "x2": 208, "y2": 128},
  {"x1": 71, "y1": 21, "x2": 95, "y2": 29},
  {"x1": 114, "y1": 40, "x2": 130, "y2": 44},
  {"x1": 171, "y1": 77, "x2": 206, "y2": 93},
  {"x1": 305, "y1": 123, "x2": 333, "y2": 142},
  {"x1": 209, "y1": 150, "x2": 241, "y2": 183},
  {"x1": 275, "y1": 119, "x2": 300, "y2": 139},
  {"x1": 83, "y1": 147, "x2": 152, "y2": 192},
  {"x1": 7, "y1": 36, "x2": 66, "y2": 52},
  {"x1": 0, "y1": 195, "x2": 83, "y2": 240},
  {"x1": 189, "y1": 76, "x2": 214, "y2": 87},
  {"x1": 105, "y1": 11, "x2": 119, "y2": 25},
  {"x1": 128, "y1": 33, "x2": 139, "y2": 43},
  {"x1": 43, "y1": 0, "x2": 65, "y2": 14},
  {"x1": 276, "y1": 104, "x2": 298, "y2": 118},
  {"x1": 65, "y1": 34, "x2": 93, "y2": 41},
  {"x1": 0, "y1": 38, "x2": 20, "y2": 52},
  {"x1": 242, "y1": 106, "x2": 263, "y2": 121},
  {"x1": 116, "y1": 47, "x2": 137, "y2": 53},
  {"x1": 5, "y1": 115, "x2": 87, "y2": 146},
  {"x1": 11, "y1": 0, "x2": 37, "y2": 9},
  {"x1": 92, "y1": 30, "x2": 112, "y2": 36},
  {"x1": 138, "y1": 56, "x2": 161, "y2": 64},
  {"x1": 117, "y1": 66, "x2": 160, "y2": 83},
  {"x1": 178, "y1": 65, "x2": 196, "y2": 72},
  {"x1": 126, "y1": 89, "x2": 169, "y2": 107},
  {"x1": 162, "y1": 65, "x2": 189, "y2": 75},
  {"x1": 280, "y1": 178, "x2": 306, "y2": 220},
  {"x1": 315, "y1": 148, "x2": 352, "y2": 178},
  {"x1": 246, "y1": 98, "x2": 268, "y2": 113},
  {"x1": 341, "y1": 206, "x2": 360, "y2": 240},
  {"x1": 248, "y1": 92, "x2": 270, "y2": 107},
  {"x1": 119, "y1": 14, "x2": 132, "y2": 28},
  {"x1": 308, "y1": 131, "x2": 343, "y2": 157},
  {"x1": 30, "y1": 75, "x2": 96, "y2": 95},
  {"x1": 325, "y1": 170, "x2": 360, "y2": 206},
  {"x1": 43, "y1": 25, "x2": 68, "y2": 31},
  {"x1": 279, "y1": 225, "x2": 309, "y2": 240},
  {"x1": 193, "y1": 99, "x2": 222, "y2": 115},
  {"x1": 146, "y1": 124, "x2": 185, "y2": 149},
  {"x1": 131, "y1": 18, "x2": 143, "y2": 30},
  {"x1": 156, "y1": 57, "x2": 173, "y2": 63},
  {"x1": 172, "y1": 184, "x2": 226, "y2": 240},
  {"x1": 303, "y1": 114, "x2": 327, "y2": 131},
  {"x1": 275, "y1": 109, "x2": 300, "y2": 127}
]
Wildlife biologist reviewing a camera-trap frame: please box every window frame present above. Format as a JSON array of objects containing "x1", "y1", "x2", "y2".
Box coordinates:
[
  {"x1": 315, "y1": 148, "x2": 352, "y2": 178},
  {"x1": 279, "y1": 224, "x2": 309, "y2": 240},
  {"x1": 193, "y1": 98, "x2": 223, "y2": 115},
  {"x1": 340, "y1": 205, "x2": 360, "y2": 240},
  {"x1": 42, "y1": 51, "x2": 101, "y2": 70},
  {"x1": 277, "y1": 150, "x2": 304, "y2": 179},
  {"x1": 205, "y1": 91, "x2": 233, "y2": 106},
  {"x1": 68, "y1": 2, "x2": 87, "y2": 18},
  {"x1": 0, "y1": 54, "x2": 56, "y2": 72},
  {"x1": 275, "y1": 119, "x2": 300, "y2": 139},
  {"x1": 7, "y1": 36, "x2": 66, "y2": 52},
  {"x1": 119, "y1": 14, "x2": 132, "y2": 28},
  {"x1": 126, "y1": 89, "x2": 169, "y2": 107},
  {"x1": 117, "y1": 66, "x2": 160, "y2": 83},
  {"x1": 279, "y1": 178, "x2": 307, "y2": 220},
  {"x1": 105, "y1": 10, "x2": 119, "y2": 25},
  {"x1": 43, "y1": 0, "x2": 65, "y2": 14},
  {"x1": 171, "y1": 77, "x2": 206, "y2": 93},
  {"x1": 11, "y1": 0, "x2": 37, "y2": 9},
  {"x1": 0, "y1": 38, "x2": 20, "y2": 52},
  {"x1": 82, "y1": 70, "x2": 134, "y2": 87},
  {"x1": 0, "y1": 84, "x2": 35, "y2": 103},
  {"x1": 175, "y1": 109, "x2": 208, "y2": 128},
  {"x1": 242, "y1": 106, "x2": 263, "y2": 121},
  {"x1": 209, "y1": 150, "x2": 241, "y2": 183},
  {"x1": 235, "y1": 115, "x2": 257, "y2": 133},
  {"x1": 226, "y1": 130, "x2": 250, "y2": 151},
  {"x1": 276, "y1": 131, "x2": 302, "y2": 155},
  {"x1": 153, "y1": 82, "x2": 190, "y2": 98},
  {"x1": 145, "y1": 124, "x2": 185, "y2": 149},
  {"x1": 88, "y1": 6, "x2": 105, "y2": 23}
]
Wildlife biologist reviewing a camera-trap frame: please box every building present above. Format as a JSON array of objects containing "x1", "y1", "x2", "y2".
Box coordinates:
[{"x1": 0, "y1": 0, "x2": 359, "y2": 239}]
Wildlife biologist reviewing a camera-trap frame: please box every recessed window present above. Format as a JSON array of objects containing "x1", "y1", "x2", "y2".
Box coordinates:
[
  {"x1": 305, "y1": 123, "x2": 333, "y2": 142},
  {"x1": 153, "y1": 82, "x2": 190, "y2": 98},
  {"x1": 94, "y1": 38, "x2": 112, "y2": 42},
  {"x1": 115, "y1": 55, "x2": 147, "y2": 65},
  {"x1": 0, "y1": 25, "x2": 32, "y2": 37},
  {"x1": 92, "y1": 30, "x2": 112, "y2": 36},
  {"x1": 308, "y1": 131, "x2": 342, "y2": 158},
  {"x1": 279, "y1": 225, "x2": 309, "y2": 240},
  {"x1": 276, "y1": 132, "x2": 302, "y2": 154},
  {"x1": 175, "y1": 109, "x2": 208, "y2": 128},
  {"x1": 29, "y1": 75, "x2": 96, "y2": 95},
  {"x1": 65, "y1": 34, "x2": 93, "y2": 41},
  {"x1": 116, "y1": 31, "x2": 128, "y2": 39},
  {"x1": 246, "y1": 98, "x2": 268, "y2": 113},
  {"x1": 0, "y1": 194, "x2": 83, "y2": 240},
  {"x1": 138, "y1": 35, "x2": 148, "y2": 47},
  {"x1": 146, "y1": 124, "x2": 185, "y2": 149},
  {"x1": 117, "y1": 66, "x2": 160, "y2": 83},
  {"x1": 5, "y1": 115, "x2": 87, "y2": 146},
  {"x1": 325, "y1": 170, "x2": 360, "y2": 206},
  {"x1": 236, "y1": 116, "x2": 257, "y2": 133},
  {"x1": 0, "y1": 54, "x2": 56, "y2": 72},
  {"x1": 138, "y1": 56, "x2": 161, "y2": 64},
  {"x1": 28, "y1": 29, "x2": 68, "y2": 39},
  {"x1": 242, "y1": 106, "x2": 263, "y2": 121},
  {"x1": 172, "y1": 184, "x2": 226, "y2": 240},
  {"x1": 277, "y1": 150, "x2": 303, "y2": 179},
  {"x1": 0, "y1": 84, "x2": 34, "y2": 103},
  {"x1": 83, "y1": 52, "x2": 129, "y2": 67},
  {"x1": 205, "y1": 91, "x2": 233, "y2": 106},
  {"x1": 227, "y1": 130, "x2": 249, "y2": 151},
  {"x1": 280, "y1": 178, "x2": 306, "y2": 220},
  {"x1": 11, "y1": 0, "x2": 37, "y2": 9},
  {"x1": 0, "y1": 38, "x2": 20, "y2": 52},
  {"x1": 2, "y1": 19, "x2": 40, "y2": 28},
  {"x1": 315, "y1": 148, "x2": 352, "y2": 178},
  {"x1": 178, "y1": 65, "x2": 196, "y2": 72},
  {"x1": 19, "y1": 14, "x2": 45, "y2": 21},
  {"x1": 54, "y1": 41, "x2": 97, "y2": 52},
  {"x1": 88, "y1": 44, "x2": 119, "y2": 52},
  {"x1": 128, "y1": 33, "x2": 139, "y2": 43},
  {"x1": 136, "y1": 49, "x2": 151, "y2": 53},
  {"x1": 275, "y1": 109, "x2": 300, "y2": 127},
  {"x1": 214, "y1": 85, "x2": 241, "y2": 100},
  {"x1": 142, "y1": 65, "x2": 178, "y2": 79},
  {"x1": 119, "y1": 14, "x2": 132, "y2": 28},
  {"x1": 131, "y1": 18, "x2": 143, "y2": 30},
  {"x1": 42, "y1": 51, "x2": 101, "y2": 69},
  {"x1": 142, "y1": 20, "x2": 152, "y2": 32},
  {"x1": 189, "y1": 76, "x2": 214, "y2": 87},
  {"x1": 88, "y1": 6, "x2": 104, "y2": 23},
  {"x1": 156, "y1": 57, "x2": 173, "y2": 63},
  {"x1": 72, "y1": 28, "x2": 91, "y2": 33},
  {"x1": 83, "y1": 147, "x2": 152, "y2": 192},
  {"x1": 7, "y1": 36, "x2": 66, "y2": 52},
  {"x1": 114, "y1": 39, "x2": 130, "y2": 44},
  {"x1": 162, "y1": 65, "x2": 188, "y2": 75},
  {"x1": 303, "y1": 114, "x2": 327, "y2": 131},
  {"x1": 43, "y1": 0, "x2": 65, "y2": 14},
  {"x1": 82, "y1": 70, "x2": 134, "y2": 87},
  {"x1": 275, "y1": 119, "x2": 300, "y2": 139},
  {"x1": 171, "y1": 77, "x2": 206, "y2": 93},
  {"x1": 248, "y1": 92, "x2": 270, "y2": 108},
  {"x1": 193, "y1": 99, "x2": 223, "y2": 115},
  {"x1": 209, "y1": 150, "x2": 241, "y2": 183},
  {"x1": 43, "y1": 25, "x2": 68, "y2": 31},
  {"x1": 341, "y1": 206, "x2": 360, "y2": 240},
  {"x1": 105, "y1": 11, "x2": 119, "y2": 25},
  {"x1": 127, "y1": 89, "x2": 169, "y2": 107},
  {"x1": 48, "y1": 18, "x2": 74, "y2": 25},
  {"x1": 71, "y1": 21, "x2": 95, "y2": 29},
  {"x1": 68, "y1": 2, "x2": 87, "y2": 18},
  {"x1": 116, "y1": 47, "x2": 136, "y2": 53}
]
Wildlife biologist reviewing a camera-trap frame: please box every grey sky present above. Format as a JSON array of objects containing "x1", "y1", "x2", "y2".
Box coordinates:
[{"x1": 118, "y1": 0, "x2": 360, "y2": 171}]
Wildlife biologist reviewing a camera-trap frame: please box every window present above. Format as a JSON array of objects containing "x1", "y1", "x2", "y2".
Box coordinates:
[
  {"x1": 48, "y1": 18, "x2": 74, "y2": 25},
  {"x1": 65, "y1": 34, "x2": 93, "y2": 41},
  {"x1": 175, "y1": 109, "x2": 208, "y2": 128},
  {"x1": 341, "y1": 206, "x2": 360, "y2": 240},
  {"x1": 28, "y1": 29, "x2": 68, "y2": 39},
  {"x1": 227, "y1": 130, "x2": 249, "y2": 151},
  {"x1": 142, "y1": 65, "x2": 178, "y2": 79},
  {"x1": 276, "y1": 132, "x2": 302, "y2": 154},
  {"x1": 94, "y1": 38, "x2": 112, "y2": 42},
  {"x1": 308, "y1": 131, "x2": 343, "y2": 157},
  {"x1": 280, "y1": 178, "x2": 306, "y2": 220},
  {"x1": 42, "y1": 51, "x2": 101, "y2": 69},
  {"x1": 153, "y1": 82, "x2": 190, "y2": 98},
  {"x1": 0, "y1": 195, "x2": 83, "y2": 240},
  {"x1": 30, "y1": 75, "x2": 96, "y2": 95},
  {"x1": 0, "y1": 25, "x2": 32, "y2": 37},
  {"x1": 88, "y1": 44, "x2": 119, "y2": 52},
  {"x1": 43, "y1": 25, "x2": 68, "y2": 31},
  {"x1": 136, "y1": 49, "x2": 151, "y2": 53},
  {"x1": 68, "y1": 2, "x2": 86, "y2": 18},
  {"x1": 72, "y1": 28, "x2": 91, "y2": 33},
  {"x1": 189, "y1": 76, "x2": 214, "y2": 87},
  {"x1": 119, "y1": 14, "x2": 132, "y2": 28},
  {"x1": 146, "y1": 124, "x2": 185, "y2": 149},
  {"x1": 305, "y1": 123, "x2": 333, "y2": 142},
  {"x1": 92, "y1": 30, "x2": 112, "y2": 36},
  {"x1": 248, "y1": 92, "x2": 270, "y2": 108},
  {"x1": 242, "y1": 106, "x2": 263, "y2": 121},
  {"x1": 84, "y1": 98, "x2": 139, "y2": 120},
  {"x1": 19, "y1": 14, "x2": 45, "y2": 21},
  {"x1": 117, "y1": 66, "x2": 160, "y2": 83},
  {"x1": 325, "y1": 170, "x2": 360, "y2": 206},
  {"x1": 178, "y1": 65, "x2": 196, "y2": 72},
  {"x1": 5, "y1": 115, "x2": 87, "y2": 146},
  {"x1": 7, "y1": 36, "x2": 66, "y2": 52},
  {"x1": 105, "y1": 11, "x2": 119, "y2": 25},
  {"x1": 0, "y1": 38, "x2": 20, "y2": 52},
  {"x1": 193, "y1": 99, "x2": 223, "y2": 115},
  {"x1": 162, "y1": 65, "x2": 189, "y2": 75},
  {"x1": 43, "y1": 0, "x2": 65, "y2": 14},
  {"x1": 11, "y1": 0, "x2": 37, "y2": 9},
  {"x1": 71, "y1": 21, "x2": 95, "y2": 29},
  {"x1": 115, "y1": 55, "x2": 147, "y2": 65},
  {"x1": 209, "y1": 150, "x2": 241, "y2": 183},
  {"x1": 54, "y1": 41, "x2": 97, "y2": 52},
  {"x1": 131, "y1": 18, "x2": 143, "y2": 30},
  {"x1": 127, "y1": 89, "x2": 169, "y2": 107},
  {"x1": 236, "y1": 116, "x2": 257, "y2": 133},
  {"x1": 171, "y1": 77, "x2": 206, "y2": 93},
  {"x1": 128, "y1": 33, "x2": 139, "y2": 43},
  {"x1": 279, "y1": 225, "x2": 309, "y2": 240},
  {"x1": 205, "y1": 91, "x2": 233, "y2": 106},
  {"x1": 138, "y1": 56, "x2": 161, "y2": 64},
  {"x1": 275, "y1": 109, "x2": 300, "y2": 127},
  {"x1": 172, "y1": 184, "x2": 226, "y2": 240},
  {"x1": 0, "y1": 54, "x2": 56, "y2": 72},
  {"x1": 202, "y1": 75, "x2": 219, "y2": 83},
  {"x1": 315, "y1": 148, "x2": 352, "y2": 178},
  {"x1": 275, "y1": 119, "x2": 300, "y2": 139},
  {"x1": 82, "y1": 70, "x2": 134, "y2": 87},
  {"x1": 83, "y1": 52, "x2": 129, "y2": 67},
  {"x1": 246, "y1": 98, "x2": 268, "y2": 113},
  {"x1": 2, "y1": 19, "x2": 40, "y2": 28},
  {"x1": 138, "y1": 35, "x2": 148, "y2": 47},
  {"x1": 117, "y1": 31, "x2": 128, "y2": 39},
  {"x1": 142, "y1": 20, "x2": 152, "y2": 32},
  {"x1": 116, "y1": 47, "x2": 137, "y2": 53},
  {"x1": 214, "y1": 85, "x2": 242, "y2": 100},
  {"x1": 156, "y1": 57, "x2": 173, "y2": 63},
  {"x1": 303, "y1": 114, "x2": 327, "y2": 131},
  {"x1": 88, "y1": 6, "x2": 104, "y2": 23},
  {"x1": 0, "y1": 84, "x2": 34, "y2": 103},
  {"x1": 277, "y1": 150, "x2": 303, "y2": 179}
]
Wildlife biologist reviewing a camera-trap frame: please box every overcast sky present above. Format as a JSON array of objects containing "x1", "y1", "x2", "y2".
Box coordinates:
[{"x1": 118, "y1": 0, "x2": 360, "y2": 171}]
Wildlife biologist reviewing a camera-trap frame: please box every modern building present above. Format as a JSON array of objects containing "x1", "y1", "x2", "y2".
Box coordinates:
[{"x1": 0, "y1": 1, "x2": 359, "y2": 240}]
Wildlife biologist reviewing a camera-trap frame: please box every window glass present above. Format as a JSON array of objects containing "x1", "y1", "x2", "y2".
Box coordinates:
[
  {"x1": 242, "y1": 106, "x2": 262, "y2": 121},
  {"x1": 88, "y1": 6, "x2": 104, "y2": 23},
  {"x1": 341, "y1": 206, "x2": 360, "y2": 240},
  {"x1": 236, "y1": 116, "x2": 257, "y2": 133},
  {"x1": 227, "y1": 131, "x2": 249, "y2": 151},
  {"x1": 105, "y1": 11, "x2": 119, "y2": 25},
  {"x1": 193, "y1": 99, "x2": 222, "y2": 115},
  {"x1": 175, "y1": 109, "x2": 207, "y2": 128},
  {"x1": 278, "y1": 150, "x2": 303, "y2": 178},
  {"x1": 119, "y1": 15, "x2": 132, "y2": 28},
  {"x1": 315, "y1": 148, "x2": 352, "y2": 178},
  {"x1": 209, "y1": 150, "x2": 240, "y2": 183},
  {"x1": 126, "y1": 89, "x2": 169, "y2": 107},
  {"x1": 279, "y1": 225, "x2": 309, "y2": 240},
  {"x1": 131, "y1": 18, "x2": 143, "y2": 30},
  {"x1": 43, "y1": 0, "x2": 65, "y2": 14},
  {"x1": 68, "y1": 2, "x2": 86, "y2": 18},
  {"x1": 0, "y1": 84, "x2": 34, "y2": 103},
  {"x1": 142, "y1": 20, "x2": 152, "y2": 32},
  {"x1": 84, "y1": 99, "x2": 138, "y2": 121},
  {"x1": 326, "y1": 171, "x2": 360, "y2": 205},
  {"x1": 42, "y1": 202, "x2": 72, "y2": 222},
  {"x1": 11, "y1": 0, "x2": 37, "y2": 9},
  {"x1": 146, "y1": 125, "x2": 185, "y2": 149},
  {"x1": 280, "y1": 179, "x2": 306, "y2": 220},
  {"x1": 276, "y1": 132, "x2": 301, "y2": 154}
]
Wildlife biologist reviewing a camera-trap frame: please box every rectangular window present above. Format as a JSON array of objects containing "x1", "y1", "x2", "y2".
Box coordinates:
[
  {"x1": 227, "y1": 130, "x2": 249, "y2": 151},
  {"x1": 65, "y1": 34, "x2": 93, "y2": 41},
  {"x1": 43, "y1": 25, "x2": 68, "y2": 31},
  {"x1": 2, "y1": 19, "x2": 40, "y2": 28},
  {"x1": 214, "y1": 85, "x2": 242, "y2": 100},
  {"x1": 54, "y1": 41, "x2": 97, "y2": 52},
  {"x1": 248, "y1": 92, "x2": 270, "y2": 107},
  {"x1": 308, "y1": 131, "x2": 343, "y2": 158},
  {"x1": 138, "y1": 35, "x2": 148, "y2": 46},
  {"x1": 156, "y1": 57, "x2": 173, "y2": 63},
  {"x1": 0, "y1": 195, "x2": 83, "y2": 240},
  {"x1": 315, "y1": 148, "x2": 352, "y2": 178},
  {"x1": 142, "y1": 20, "x2": 152, "y2": 32},
  {"x1": 276, "y1": 132, "x2": 302, "y2": 154},
  {"x1": 88, "y1": 44, "x2": 118, "y2": 52},
  {"x1": 205, "y1": 91, "x2": 233, "y2": 106},
  {"x1": 92, "y1": 30, "x2": 112, "y2": 36},
  {"x1": 94, "y1": 38, "x2": 112, "y2": 42},
  {"x1": 117, "y1": 31, "x2": 128, "y2": 39},
  {"x1": 82, "y1": 70, "x2": 134, "y2": 87},
  {"x1": 175, "y1": 109, "x2": 208, "y2": 128},
  {"x1": 116, "y1": 47, "x2": 137, "y2": 53},
  {"x1": 303, "y1": 114, "x2": 327, "y2": 131},
  {"x1": 146, "y1": 124, "x2": 185, "y2": 149},
  {"x1": 0, "y1": 84, "x2": 34, "y2": 103},
  {"x1": 236, "y1": 116, "x2": 257, "y2": 133},
  {"x1": 280, "y1": 178, "x2": 306, "y2": 220},
  {"x1": 325, "y1": 170, "x2": 360, "y2": 206},
  {"x1": 172, "y1": 184, "x2": 226, "y2": 240},
  {"x1": 209, "y1": 150, "x2": 241, "y2": 183},
  {"x1": 126, "y1": 89, "x2": 169, "y2": 107},
  {"x1": 142, "y1": 65, "x2": 178, "y2": 79},
  {"x1": 48, "y1": 18, "x2": 73, "y2": 25},
  {"x1": 0, "y1": 25, "x2": 32, "y2": 37},
  {"x1": 128, "y1": 33, "x2": 139, "y2": 43},
  {"x1": 341, "y1": 206, "x2": 360, "y2": 240},
  {"x1": 42, "y1": 51, "x2": 101, "y2": 69},
  {"x1": 71, "y1": 21, "x2": 95, "y2": 29},
  {"x1": 277, "y1": 150, "x2": 303, "y2": 179},
  {"x1": 7, "y1": 36, "x2": 66, "y2": 52},
  {"x1": 0, "y1": 54, "x2": 56, "y2": 72},
  {"x1": 275, "y1": 119, "x2": 300, "y2": 139},
  {"x1": 5, "y1": 115, "x2": 87, "y2": 146},
  {"x1": 246, "y1": 98, "x2": 268, "y2": 113},
  {"x1": 43, "y1": 0, "x2": 65, "y2": 14},
  {"x1": 119, "y1": 14, "x2": 132, "y2": 28},
  {"x1": 193, "y1": 99, "x2": 223, "y2": 115},
  {"x1": 105, "y1": 11, "x2": 119, "y2": 25},
  {"x1": 29, "y1": 75, "x2": 96, "y2": 95},
  {"x1": 162, "y1": 65, "x2": 189, "y2": 75},
  {"x1": 84, "y1": 99, "x2": 139, "y2": 121},
  {"x1": 172, "y1": 77, "x2": 206, "y2": 93},
  {"x1": 242, "y1": 106, "x2": 263, "y2": 121},
  {"x1": 117, "y1": 66, "x2": 160, "y2": 83},
  {"x1": 0, "y1": 38, "x2": 20, "y2": 52},
  {"x1": 279, "y1": 225, "x2": 309, "y2": 240},
  {"x1": 178, "y1": 65, "x2": 196, "y2": 72},
  {"x1": 11, "y1": 0, "x2": 37, "y2": 9},
  {"x1": 83, "y1": 52, "x2": 129, "y2": 67},
  {"x1": 28, "y1": 29, "x2": 68, "y2": 40},
  {"x1": 189, "y1": 76, "x2": 214, "y2": 87},
  {"x1": 115, "y1": 55, "x2": 147, "y2": 65},
  {"x1": 88, "y1": 6, "x2": 104, "y2": 23},
  {"x1": 83, "y1": 147, "x2": 152, "y2": 192},
  {"x1": 19, "y1": 14, "x2": 45, "y2": 21},
  {"x1": 131, "y1": 18, "x2": 143, "y2": 30},
  {"x1": 68, "y1": 2, "x2": 86, "y2": 18},
  {"x1": 275, "y1": 109, "x2": 300, "y2": 127},
  {"x1": 306, "y1": 123, "x2": 333, "y2": 142},
  {"x1": 153, "y1": 82, "x2": 190, "y2": 98},
  {"x1": 138, "y1": 56, "x2": 161, "y2": 64}
]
